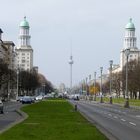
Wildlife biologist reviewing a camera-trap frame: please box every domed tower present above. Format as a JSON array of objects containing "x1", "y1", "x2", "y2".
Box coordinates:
[
  {"x1": 15, "y1": 17, "x2": 33, "y2": 71},
  {"x1": 19, "y1": 16, "x2": 31, "y2": 47},
  {"x1": 120, "y1": 18, "x2": 140, "y2": 69},
  {"x1": 124, "y1": 18, "x2": 136, "y2": 49}
]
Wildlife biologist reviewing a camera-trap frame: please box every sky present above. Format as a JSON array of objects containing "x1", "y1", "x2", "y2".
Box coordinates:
[{"x1": 1, "y1": 0, "x2": 140, "y2": 88}]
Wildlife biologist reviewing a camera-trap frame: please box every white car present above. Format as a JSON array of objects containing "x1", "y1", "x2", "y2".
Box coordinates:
[
  {"x1": 35, "y1": 95, "x2": 43, "y2": 101},
  {"x1": 0, "y1": 100, "x2": 4, "y2": 114}
]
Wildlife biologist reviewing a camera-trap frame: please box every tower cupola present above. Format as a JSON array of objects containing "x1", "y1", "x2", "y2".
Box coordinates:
[
  {"x1": 125, "y1": 18, "x2": 135, "y2": 30},
  {"x1": 19, "y1": 16, "x2": 31, "y2": 47},
  {"x1": 124, "y1": 18, "x2": 136, "y2": 49},
  {"x1": 20, "y1": 16, "x2": 29, "y2": 28}
]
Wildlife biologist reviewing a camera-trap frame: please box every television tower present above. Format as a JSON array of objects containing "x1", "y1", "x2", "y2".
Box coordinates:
[{"x1": 68, "y1": 55, "x2": 74, "y2": 89}]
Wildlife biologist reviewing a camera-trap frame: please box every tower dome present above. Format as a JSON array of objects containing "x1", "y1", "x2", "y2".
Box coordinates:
[
  {"x1": 125, "y1": 18, "x2": 135, "y2": 29},
  {"x1": 20, "y1": 16, "x2": 29, "y2": 27}
]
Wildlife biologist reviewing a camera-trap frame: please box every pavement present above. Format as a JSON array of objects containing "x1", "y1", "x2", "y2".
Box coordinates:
[{"x1": 0, "y1": 101, "x2": 27, "y2": 134}]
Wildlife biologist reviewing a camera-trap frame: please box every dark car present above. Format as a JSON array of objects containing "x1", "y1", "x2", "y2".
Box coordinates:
[
  {"x1": 22, "y1": 96, "x2": 32, "y2": 104},
  {"x1": 0, "y1": 100, "x2": 4, "y2": 113}
]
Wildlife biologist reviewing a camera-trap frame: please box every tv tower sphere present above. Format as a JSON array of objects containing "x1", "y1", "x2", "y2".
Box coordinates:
[{"x1": 69, "y1": 56, "x2": 74, "y2": 64}]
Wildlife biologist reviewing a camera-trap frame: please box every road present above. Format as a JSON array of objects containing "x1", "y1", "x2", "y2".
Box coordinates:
[
  {"x1": 0, "y1": 101, "x2": 23, "y2": 132},
  {"x1": 70, "y1": 100, "x2": 140, "y2": 140}
]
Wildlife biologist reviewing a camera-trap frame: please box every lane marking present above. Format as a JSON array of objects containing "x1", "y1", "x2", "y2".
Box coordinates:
[
  {"x1": 108, "y1": 114, "x2": 112, "y2": 116},
  {"x1": 121, "y1": 118, "x2": 126, "y2": 122},
  {"x1": 114, "y1": 116, "x2": 118, "y2": 119},
  {"x1": 122, "y1": 112, "x2": 126, "y2": 114},
  {"x1": 129, "y1": 122, "x2": 136, "y2": 126},
  {"x1": 136, "y1": 115, "x2": 140, "y2": 118}
]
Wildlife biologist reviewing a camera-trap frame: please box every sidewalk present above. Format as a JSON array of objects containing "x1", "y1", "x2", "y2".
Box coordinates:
[
  {"x1": 81, "y1": 99, "x2": 140, "y2": 110},
  {"x1": 0, "y1": 101, "x2": 27, "y2": 134}
]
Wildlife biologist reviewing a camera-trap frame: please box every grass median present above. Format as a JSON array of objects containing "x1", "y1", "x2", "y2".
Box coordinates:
[{"x1": 0, "y1": 99, "x2": 108, "y2": 140}]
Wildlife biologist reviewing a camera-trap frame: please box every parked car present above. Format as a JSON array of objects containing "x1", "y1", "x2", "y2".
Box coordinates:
[
  {"x1": 22, "y1": 96, "x2": 32, "y2": 104},
  {"x1": 17, "y1": 96, "x2": 24, "y2": 102},
  {"x1": 0, "y1": 100, "x2": 4, "y2": 114}
]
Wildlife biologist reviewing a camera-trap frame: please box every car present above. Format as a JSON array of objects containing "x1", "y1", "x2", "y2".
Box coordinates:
[
  {"x1": 17, "y1": 96, "x2": 24, "y2": 102},
  {"x1": 22, "y1": 96, "x2": 32, "y2": 104},
  {"x1": 35, "y1": 95, "x2": 43, "y2": 101},
  {"x1": 0, "y1": 100, "x2": 4, "y2": 114}
]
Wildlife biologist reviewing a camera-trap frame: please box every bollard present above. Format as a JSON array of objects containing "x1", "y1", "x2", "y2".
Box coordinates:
[{"x1": 74, "y1": 104, "x2": 77, "y2": 111}]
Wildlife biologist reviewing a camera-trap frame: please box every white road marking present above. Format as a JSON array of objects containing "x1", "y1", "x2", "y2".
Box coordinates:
[
  {"x1": 121, "y1": 119, "x2": 126, "y2": 122},
  {"x1": 129, "y1": 122, "x2": 136, "y2": 126},
  {"x1": 114, "y1": 116, "x2": 118, "y2": 119},
  {"x1": 108, "y1": 114, "x2": 112, "y2": 116},
  {"x1": 136, "y1": 115, "x2": 140, "y2": 118}
]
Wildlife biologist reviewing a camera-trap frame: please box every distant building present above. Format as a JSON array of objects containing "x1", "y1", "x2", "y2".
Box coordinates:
[
  {"x1": 113, "y1": 18, "x2": 140, "y2": 73},
  {"x1": 120, "y1": 18, "x2": 140, "y2": 69},
  {"x1": 0, "y1": 29, "x2": 7, "y2": 61},
  {"x1": 3, "y1": 41, "x2": 16, "y2": 70},
  {"x1": 59, "y1": 83, "x2": 66, "y2": 93},
  {"x1": 0, "y1": 30, "x2": 16, "y2": 70},
  {"x1": 15, "y1": 17, "x2": 33, "y2": 71}
]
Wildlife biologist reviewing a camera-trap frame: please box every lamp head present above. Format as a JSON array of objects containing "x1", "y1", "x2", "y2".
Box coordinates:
[
  {"x1": 109, "y1": 60, "x2": 113, "y2": 65},
  {"x1": 125, "y1": 48, "x2": 130, "y2": 56}
]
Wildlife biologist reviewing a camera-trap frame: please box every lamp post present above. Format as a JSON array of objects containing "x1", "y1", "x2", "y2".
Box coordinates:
[
  {"x1": 89, "y1": 74, "x2": 91, "y2": 100},
  {"x1": 109, "y1": 60, "x2": 113, "y2": 104},
  {"x1": 85, "y1": 77, "x2": 88, "y2": 100},
  {"x1": 16, "y1": 68, "x2": 19, "y2": 101},
  {"x1": 124, "y1": 48, "x2": 130, "y2": 108},
  {"x1": 100, "y1": 67, "x2": 103, "y2": 103},
  {"x1": 94, "y1": 72, "x2": 96, "y2": 101}
]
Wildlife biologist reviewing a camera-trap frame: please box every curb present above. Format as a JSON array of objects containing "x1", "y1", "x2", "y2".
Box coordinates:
[{"x1": 0, "y1": 109, "x2": 28, "y2": 134}]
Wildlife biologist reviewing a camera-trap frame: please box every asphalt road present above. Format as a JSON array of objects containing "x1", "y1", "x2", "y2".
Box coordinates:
[
  {"x1": 0, "y1": 101, "x2": 23, "y2": 132},
  {"x1": 70, "y1": 100, "x2": 140, "y2": 140}
]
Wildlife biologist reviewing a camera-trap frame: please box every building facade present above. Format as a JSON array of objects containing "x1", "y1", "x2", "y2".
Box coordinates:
[
  {"x1": 15, "y1": 17, "x2": 33, "y2": 71},
  {"x1": 3, "y1": 41, "x2": 16, "y2": 70}
]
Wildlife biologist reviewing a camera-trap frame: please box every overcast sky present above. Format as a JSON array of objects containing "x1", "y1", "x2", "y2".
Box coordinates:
[{"x1": 1, "y1": 0, "x2": 140, "y2": 87}]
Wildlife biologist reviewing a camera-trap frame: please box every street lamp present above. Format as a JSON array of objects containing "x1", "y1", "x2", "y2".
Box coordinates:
[
  {"x1": 16, "y1": 68, "x2": 19, "y2": 101},
  {"x1": 89, "y1": 74, "x2": 91, "y2": 100},
  {"x1": 124, "y1": 48, "x2": 130, "y2": 108},
  {"x1": 94, "y1": 72, "x2": 97, "y2": 101},
  {"x1": 100, "y1": 67, "x2": 103, "y2": 103},
  {"x1": 109, "y1": 60, "x2": 113, "y2": 104},
  {"x1": 85, "y1": 77, "x2": 88, "y2": 100}
]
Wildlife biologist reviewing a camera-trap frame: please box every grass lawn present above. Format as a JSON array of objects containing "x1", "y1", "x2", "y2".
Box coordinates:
[
  {"x1": 0, "y1": 99, "x2": 108, "y2": 140},
  {"x1": 96, "y1": 97, "x2": 140, "y2": 106}
]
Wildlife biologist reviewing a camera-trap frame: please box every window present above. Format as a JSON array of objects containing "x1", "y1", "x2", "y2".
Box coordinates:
[
  {"x1": 22, "y1": 53, "x2": 25, "y2": 55},
  {"x1": 22, "y1": 60, "x2": 25, "y2": 63}
]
